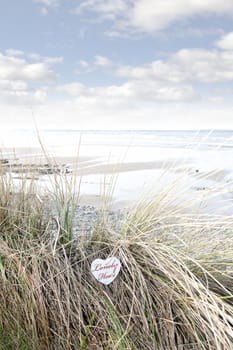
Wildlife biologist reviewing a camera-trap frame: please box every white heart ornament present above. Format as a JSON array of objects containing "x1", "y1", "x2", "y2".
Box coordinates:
[{"x1": 91, "y1": 257, "x2": 121, "y2": 285}]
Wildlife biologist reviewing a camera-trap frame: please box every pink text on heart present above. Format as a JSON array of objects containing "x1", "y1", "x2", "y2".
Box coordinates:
[
  {"x1": 94, "y1": 261, "x2": 118, "y2": 274},
  {"x1": 98, "y1": 271, "x2": 115, "y2": 280}
]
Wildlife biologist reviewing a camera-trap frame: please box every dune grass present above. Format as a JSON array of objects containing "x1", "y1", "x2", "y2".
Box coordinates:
[{"x1": 0, "y1": 159, "x2": 233, "y2": 349}]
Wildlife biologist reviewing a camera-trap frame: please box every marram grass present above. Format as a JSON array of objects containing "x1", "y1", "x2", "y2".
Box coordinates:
[{"x1": 0, "y1": 166, "x2": 233, "y2": 349}]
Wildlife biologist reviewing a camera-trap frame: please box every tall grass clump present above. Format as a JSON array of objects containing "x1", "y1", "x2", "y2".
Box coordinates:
[{"x1": 0, "y1": 159, "x2": 233, "y2": 349}]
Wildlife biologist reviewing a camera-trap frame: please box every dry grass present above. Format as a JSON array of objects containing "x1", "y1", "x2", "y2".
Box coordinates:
[{"x1": 0, "y1": 163, "x2": 233, "y2": 349}]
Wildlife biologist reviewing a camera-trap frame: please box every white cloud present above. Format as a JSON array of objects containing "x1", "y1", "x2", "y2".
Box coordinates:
[
  {"x1": 117, "y1": 48, "x2": 233, "y2": 83},
  {"x1": 58, "y1": 80, "x2": 199, "y2": 104},
  {"x1": 94, "y1": 55, "x2": 112, "y2": 66},
  {"x1": 0, "y1": 80, "x2": 28, "y2": 90},
  {"x1": 0, "y1": 79, "x2": 47, "y2": 105},
  {"x1": 216, "y1": 32, "x2": 233, "y2": 50},
  {"x1": 64, "y1": 44, "x2": 233, "y2": 115},
  {"x1": 21, "y1": 63, "x2": 55, "y2": 82},
  {"x1": 43, "y1": 56, "x2": 64, "y2": 64},
  {"x1": 130, "y1": 0, "x2": 233, "y2": 32},
  {"x1": 74, "y1": 0, "x2": 128, "y2": 19},
  {"x1": 78, "y1": 60, "x2": 90, "y2": 68},
  {"x1": 0, "y1": 51, "x2": 60, "y2": 106},
  {"x1": 0, "y1": 53, "x2": 57, "y2": 82},
  {"x1": 4, "y1": 51, "x2": 64, "y2": 66},
  {"x1": 28, "y1": 53, "x2": 64, "y2": 64},
  {"x1": 34, "y1": 0, "x2": 58, "y2": 7},
  {"x1": 75, "y1": 56, "x2": 112, "y2": 74},
  {"x1": 5, "y1": 49, "x2": 24, "y2": 57},
  {"x1": 75, "y1": 0, "x2": 233, "y2": 33},
  {"x1": 75, "y1": 60, "x2": 94, "y2": 74},
  {"x1": 104, "y1": 30, "x2": 122, "y2": 38},
  {"x1": 34, "y1": 0, "x2": 59, "y2": 15}
]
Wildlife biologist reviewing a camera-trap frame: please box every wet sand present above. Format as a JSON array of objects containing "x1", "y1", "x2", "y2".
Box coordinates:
[
  {"x1": 1, "y1": 146, "x2": 231, "y2": 183},
  {"x1": 1, "y1": 152, "x2": 230, "y2": 186},
  {"x1": 1, "y1": 147, "x2": 232, "y2": 206}
]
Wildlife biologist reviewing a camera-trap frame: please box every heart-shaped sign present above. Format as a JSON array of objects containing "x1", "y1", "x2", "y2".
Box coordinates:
[{"x1": 91, "y1": 257, "x2": 121, "y2": 285}]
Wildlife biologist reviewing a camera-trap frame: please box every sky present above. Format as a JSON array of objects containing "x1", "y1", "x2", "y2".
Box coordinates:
[{"x1": 1, "y1": 0, "x2": 233, "y2": 130}]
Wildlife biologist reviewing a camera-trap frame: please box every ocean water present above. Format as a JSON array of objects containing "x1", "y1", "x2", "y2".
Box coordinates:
[
  {"x1": 1, "y1": 128, "x2": 233, "y2": 156},
  {"x1": 1, "y1": 129, "x2": 233, "y2": 213}
]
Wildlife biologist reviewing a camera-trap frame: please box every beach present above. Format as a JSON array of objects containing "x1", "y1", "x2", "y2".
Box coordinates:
[
  {"x1": 1, "y1": 129, "x2": 233, "y2": 236},
  {"x1": 1, "y1": 129, "x2": 233, "y2": 215}
]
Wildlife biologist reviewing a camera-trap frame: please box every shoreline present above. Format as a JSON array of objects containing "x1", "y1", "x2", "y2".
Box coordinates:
[
  {"x1": 1, "y1": 147, "x2": 233, "y2": 215},
  {"x1": 1, "y1": 148, "x2": 231, "y2": 180}
]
